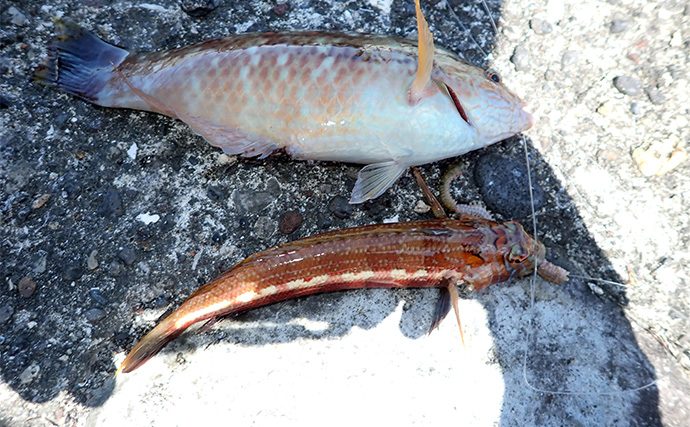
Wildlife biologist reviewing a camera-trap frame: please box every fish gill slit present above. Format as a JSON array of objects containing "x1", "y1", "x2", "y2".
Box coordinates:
[{"x1": 443, "y1": 82, "x2": 470, "y2": 125}]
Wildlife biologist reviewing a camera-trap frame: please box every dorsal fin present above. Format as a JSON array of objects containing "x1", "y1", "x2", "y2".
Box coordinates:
[{"x1": 408, "y1": 0, "x2": 435, "y2": 105}]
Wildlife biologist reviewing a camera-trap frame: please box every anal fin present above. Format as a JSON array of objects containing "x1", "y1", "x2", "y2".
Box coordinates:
[
  {"x1": 429, "y1": 286, "x2": 451, "y2": 333},
  {"x1": 447, "y1": 281, "x2": 465, "y2": 348},
  {"x1": 112, "y1": 64, "x2": 178, "y2": 117},
  {"x1": 349, "y1": 161, "x2": 407, "y2": 204},
  {"x1": 179, "y1": 113, "x2": 278, "y2": 158},
  {"x1": 429, "y1": 281, "x2": 465, "y2": 348}
]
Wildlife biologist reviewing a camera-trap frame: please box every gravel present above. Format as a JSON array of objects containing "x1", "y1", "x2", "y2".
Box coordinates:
[
  {"x1": 610, "y1": 18, "x2": 630, "y2": 34},
  {"x1": 96, "y1": 190, "x2": 123, "y2": 217},
  {"x1": 529, "y1": 18, "x2": 553, "y2": 35},
  {"x1": 1, "y1": 0, "x2": 689, "y2": 426},
  {"x1": 560, "y1": 50, "x2": 578, "y2": 69},
  {"x1": 473, "y1": 152, "x2": 544, "y2": 219},
  {"x1": 84, "y1": 308, "x2": 107, "y2": 323},
  {"x1": 86, "y1": 250, "x2": 99, "y2": 270},
  {"x1": 645, "y1": 86, "x2": 666, "y2": 105},
  {"x1": 117, "y1": 248, "x2": 139, "y2": 266},
  {"x1": 180, "y1": 0, "x2": 216, "y2": 18},
  {"x1": 328, "y1": 195, "x2": 354, "y2": 219},
  {"x1": 278, "y1": 210, "x2": 303, "y2": 234},
  {"x1": 510, "y1": 45, "x2": 531, "y2": 72},
  {"x1": 88, "y1": 288, "x2": 109, "y2": 306},
  {"x1": 206, "y1": 185, "x2": 226, "y2": 203},
  {"x1": 17, "y1": 277, "x2": 37, "y2": 299},
  {"x1": 614, "y1": 75, "x2": 644, "y2": 96},
  {"x1": 0, "y1": 304, "x2": 14, "y2": 324}
]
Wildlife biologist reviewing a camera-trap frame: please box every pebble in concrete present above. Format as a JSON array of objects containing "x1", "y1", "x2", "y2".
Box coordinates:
[{"x1": 614, "y1": 76, "x2": 643, "y2": 96}]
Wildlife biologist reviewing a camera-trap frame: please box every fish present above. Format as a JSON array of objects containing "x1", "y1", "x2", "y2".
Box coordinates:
[
  {"x1": 35, "y1": 0, "x2": 533, "y2": 203},
  {"x1": 117, "y1": 216, "x2": 568, "y2": 374}
]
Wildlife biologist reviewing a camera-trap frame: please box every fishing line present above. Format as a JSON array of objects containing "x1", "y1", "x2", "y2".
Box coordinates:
[
  {"x1": 478, "y1": 0, "x2": 502, "y2": 52},
  {"x1": 441, "y1": 0, "x2": 489, "y2": 60},
  {"x1": 440, "y1": 0, "x2": 658, "y2": 397},
  {"x1": 519, "y1": 138, "x2": 658, "y2": 396},
  {"x1": 568, "y1": 274, "x2": 630, "y2": 288}
]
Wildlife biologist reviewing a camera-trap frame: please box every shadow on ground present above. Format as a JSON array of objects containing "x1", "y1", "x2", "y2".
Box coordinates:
[{"x1": 0, "y1": 0, "x2": 668, "y2": 425}]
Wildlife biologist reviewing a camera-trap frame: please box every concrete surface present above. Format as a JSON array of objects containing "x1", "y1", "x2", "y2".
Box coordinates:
[{"x1": 1, "y1": 0, "x2": 689, "y2": 426}]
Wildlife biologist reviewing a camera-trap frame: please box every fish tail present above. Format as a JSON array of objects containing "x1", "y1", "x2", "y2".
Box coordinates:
[
  {"x1": 35, "y1": 19, "x2": 129, "y2": 104},
  {"x1": 116, "y1": 315, "x2": 188, "y2": 375}
]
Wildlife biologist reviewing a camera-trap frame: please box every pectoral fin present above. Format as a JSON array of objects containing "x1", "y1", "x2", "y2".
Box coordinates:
[
  {"x1": 409, "y1": 0, "x2": 435, "y2": 105},
  {"x1": 198, "y1": 316, "x2": 224, "y2": 334},
  {"x1": 349, "y1": 161, "x2": 407, "y2": 204},
  {"x1": 412, "y1": 167, "x2": 446, "y2": 219}
]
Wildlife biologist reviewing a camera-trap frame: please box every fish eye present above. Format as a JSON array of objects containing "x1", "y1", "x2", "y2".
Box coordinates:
[{"x1": 485, "y1": 69, "x2": 502, "y2": 84}]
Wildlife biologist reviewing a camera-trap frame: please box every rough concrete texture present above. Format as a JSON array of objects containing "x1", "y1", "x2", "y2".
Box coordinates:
[{"x1": 1, "y1": 0, "x2": 689, "y2": 425}]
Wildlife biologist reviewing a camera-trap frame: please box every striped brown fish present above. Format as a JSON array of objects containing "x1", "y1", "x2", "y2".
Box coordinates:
[
  {"x1": 35, "y1": 0, "x2": 533, "y2": 203},
  {"x1": 117, "y1": 217, "x2": 567, "y2": 374}
]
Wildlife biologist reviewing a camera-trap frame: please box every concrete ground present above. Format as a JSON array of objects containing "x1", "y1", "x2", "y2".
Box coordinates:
[{"x1": 1, "y1": 0, "x2": 688, "y2": 425}]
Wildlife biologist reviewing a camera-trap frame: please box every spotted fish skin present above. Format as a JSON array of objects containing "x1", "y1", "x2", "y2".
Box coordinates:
[
  {"x1": 116, "y1": 217, "x2": 567, "y2": 374},
  {"x1": 36, "y1": 21, "x2": 533, "y2": 201}
]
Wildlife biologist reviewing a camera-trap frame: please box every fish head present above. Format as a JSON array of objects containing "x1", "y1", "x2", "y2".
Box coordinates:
[
  {"x1": 500, "y1": 220, "x2": 569, "y2": 284},
  {"x1": 437, "y1": 60, "x2": 534, "y2": 145},
  {"x1": 497, "y1": 220, "x2": 544, "y2": 277}
]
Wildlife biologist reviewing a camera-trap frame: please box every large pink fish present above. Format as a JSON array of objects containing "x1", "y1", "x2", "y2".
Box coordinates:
[{"x1": 36, "y1": 0, "x2": 533, "y2": 203}]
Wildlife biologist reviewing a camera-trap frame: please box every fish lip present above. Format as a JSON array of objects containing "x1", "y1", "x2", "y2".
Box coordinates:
[{"x1": 520, "y1": 101, "x2": 535, "y2": 130}]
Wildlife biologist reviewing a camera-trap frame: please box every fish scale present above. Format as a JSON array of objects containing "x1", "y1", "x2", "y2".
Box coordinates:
[
  {"x1": 118, "y1": 40, "x2": 436, "y2": 160},
  {"x1": 116, "y1": 217, "x2": 567, "y2": 373},
  {"x1": 32, "y1": 1, "x2": 547, "y2": 376},
  {"x1": 36, "y1": 10, "x2": 533, "y2": 202}
]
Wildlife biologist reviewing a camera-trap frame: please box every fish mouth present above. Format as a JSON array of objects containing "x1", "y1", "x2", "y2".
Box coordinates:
[
  {"x1": 520, "y1": 101, "x2": 535, "y2": 130},
  {"x1": 443, "y1": 82, "x2": 472, "y2": 127}
]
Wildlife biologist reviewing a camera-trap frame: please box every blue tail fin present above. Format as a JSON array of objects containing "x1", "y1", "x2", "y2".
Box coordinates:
[{"x1": 35, "y1": 20, "x2": 129, "y2": 103}]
